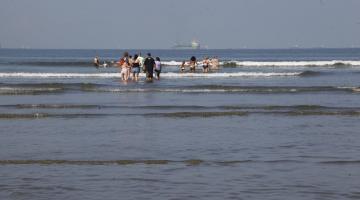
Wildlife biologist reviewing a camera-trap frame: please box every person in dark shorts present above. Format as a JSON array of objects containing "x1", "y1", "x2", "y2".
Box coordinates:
[
  {"x1": 189, "y1": 56, "x2": 197, "y2": 72},
  {"x1": 202, "y1": 57, "x2": 210, "y2": 72},
  {"x1": 144, "y1": 53, "x2": 155, "y2": 81},
  {"x1": 132, "y1": 54, "x2": 141, "y2": 81},
  {"x1": 154, "y1": 57, "x2": 162, "y2": 80}
]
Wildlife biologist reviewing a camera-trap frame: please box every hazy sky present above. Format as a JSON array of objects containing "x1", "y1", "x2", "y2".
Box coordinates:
[{"x1": 1, "y1": 0, "x2": 360, "y2": 49}]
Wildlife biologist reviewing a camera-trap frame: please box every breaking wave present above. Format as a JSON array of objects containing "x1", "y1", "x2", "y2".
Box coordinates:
[
  {"x1": 298, "y1": 70, "x2": 322, "y2": 77},
  {"x1": 1, "y1": 109, "x2": 359, "y2": 119},
  {"x1": 0, "y1": 61, "x2": 93, "y2": 67},
  {"x1": 1, "y1": 84, "x2": 360, "y2": 95},
  {"x1": 162, "y1": 60, "x2": 360, "y2": 67},
  {"x1": 1, "y1": 104, "x2": 359, "y2": 111},
  {"x1": 3, "y1": 60, "x2": 359, "y2": 67},
  {"x1": 88, "y1": 86, "x2": 346, "y2": 94},
  {"x1": 0, "y1": 72, "x2": 301, "y2": 78},
  {"x1": 0, "y1": 86, "x2": 64, "y2": 95}
]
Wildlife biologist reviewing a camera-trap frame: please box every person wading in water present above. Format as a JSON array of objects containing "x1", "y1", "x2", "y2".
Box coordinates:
[{"x1": 143, "y1": 53, "x2": 156, "y2": 81}]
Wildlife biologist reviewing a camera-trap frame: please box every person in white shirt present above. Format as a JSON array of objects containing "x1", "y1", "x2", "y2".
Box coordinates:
[
  {"x1": 93, "y1": 56, "x2": 100, "y2": 67},
  {"x1": 137, "y1": 53, "x2": 145, "y2": 72}
]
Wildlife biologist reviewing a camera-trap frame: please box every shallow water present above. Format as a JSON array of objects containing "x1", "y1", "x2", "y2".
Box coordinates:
[{"x1": 1, "y1": 48, "x2": 360, "y2": 199}]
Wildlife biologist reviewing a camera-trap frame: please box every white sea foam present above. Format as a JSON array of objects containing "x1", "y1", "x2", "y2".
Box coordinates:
[
  {"x1": 161, "y1": 60, "x2": 360, "y2": 67},
  {"x1": 231, "y1": 60, "x2": 360, "y2": 67},
  {"x1": 162, "y1": 61, "x2": 183, "y2": 66},
  {"x1": 0, "y1": 73, "x2": 121, "y2": 78},
  {"x1": 0, "y1": 72, "x2": 301, "y2": 78},
  {"x1": 88, "y1": 88, "x2": 233, "y2": 93},
  {"x1": 0, "y1": 87, "x2": 61, "y2": 92},
  {"x1": 160, "y1": 72, "x2": 300, "y2": 77},
  {"x1": 337, "y1": 86, "x2": 360, "y2": 92}
]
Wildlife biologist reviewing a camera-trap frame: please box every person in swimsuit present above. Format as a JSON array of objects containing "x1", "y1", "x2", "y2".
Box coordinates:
[
  {"x1": 132, "y1": 54, "x2": 141, "y2": 81},
  {"x1": 127, "y1": 55, "x2": 133, "y2": 80},
  {"x1": 180, "y1": 61, "x2": 186, "y2": 72},
  {"x1": 202, "y1": 57, "x2": 210, "y2": 73},
  {"x1": 154, "y1": 57, "x2": 162, "y2": 80},
  {"x1": 210, "y1": 56, "x2": 220, "y2": 69},
  {"x1": 189, "y1": 56, "x2": 197, "y2": 72},
  {"x1": 119, "y1": 52, "x2": 130, "y2": 81}
]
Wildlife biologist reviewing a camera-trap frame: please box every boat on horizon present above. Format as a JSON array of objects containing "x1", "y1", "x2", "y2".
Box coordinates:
[{"x1": 172, "y1": 40, "x2": 201, "y2": 50}]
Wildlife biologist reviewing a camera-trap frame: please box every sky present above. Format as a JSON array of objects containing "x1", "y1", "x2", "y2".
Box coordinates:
[{"x1": 0, "y1": 0, "x2": 360, "y2": 49}]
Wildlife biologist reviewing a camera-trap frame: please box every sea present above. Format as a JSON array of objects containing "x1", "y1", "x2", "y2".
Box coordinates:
[{"x1": 1, "y1": 48, "x2": 360, "y2": 200}]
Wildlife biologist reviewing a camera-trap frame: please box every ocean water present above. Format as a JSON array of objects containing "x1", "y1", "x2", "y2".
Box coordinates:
[{"x1": 1, "y1": 48, "x2": 360, "y2": 200}]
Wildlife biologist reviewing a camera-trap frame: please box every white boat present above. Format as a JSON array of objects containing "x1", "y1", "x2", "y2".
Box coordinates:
[{"x1": 172, "y1": 40, "x2": 201, "y2": 50}]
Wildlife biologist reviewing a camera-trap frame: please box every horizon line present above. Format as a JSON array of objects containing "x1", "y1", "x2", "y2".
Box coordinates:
[{"x1": 1, "y1": 47, "x2": 360, "y2": 51}]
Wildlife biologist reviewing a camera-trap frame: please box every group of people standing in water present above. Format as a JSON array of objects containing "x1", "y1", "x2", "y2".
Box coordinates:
[
  {"x1": 180, "y1": 56, "x2": 220, "y2": 73},
  {"x1": 117, "y1": 52, "x2": 161, "y2": 82},
  {"x1": 94, "y1": 52, "x2": 220, "y2": 82}
]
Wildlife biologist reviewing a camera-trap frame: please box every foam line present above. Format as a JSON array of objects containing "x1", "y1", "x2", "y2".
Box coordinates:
[
  {"x1": 0, "y1": 72, "x2": 301, "y2": 78},
  {"x1": 162, "y1": 60, "x2": 360, "y2": 67}
]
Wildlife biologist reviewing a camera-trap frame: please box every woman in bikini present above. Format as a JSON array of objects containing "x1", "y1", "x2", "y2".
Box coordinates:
[
  {"x1": 154, "y1": 57, "x2": 162, "y2": 80},
  {"x1": 202, "y1": 57, "x2": 210, "y2": 73},
  {"x1": 180, "y1": 61, "x2": 186, "y2": 72},
  {"x1": 189, "y1": 56, "x2": 197, "y2": 72},
  {"x1": 119, "y1": 52, "x2": 130, "y2": 81}
]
